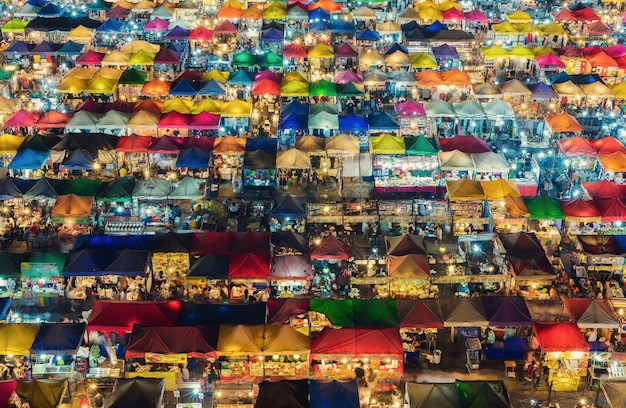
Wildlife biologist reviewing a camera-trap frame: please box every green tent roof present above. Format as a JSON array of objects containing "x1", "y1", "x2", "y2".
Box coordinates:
[
  {"x1": 406, "y1": 135, "x2": 437, "y2": 156},
  {"x1": 310, "y1": 299, "x2": 399, "y2": 327},
  {"x1": 257, "y1": 51, "x2": 283, "y2": 67},
  {"x1": 64, "y1": 177, "x2": 103, "y2": 197},
  {"x1": 0, "y1": 68, "x2": 14, "y2": 81},
  {"x1": 118, "y1": 68, "x2": 148, "y2": 85},
  {"x1": 0, "y1": 252, "x2": 29, "y2": 278},
  {"x1": 88, "y1": 0, "x2": 111, "y2": 11},
  {"x1": 1, "y1": 18, "x2": 28, "y2": 33},
  {"x1": 309, "y1": 79, "x2": 337, "y2": 97},
  {"x1": 523, "y1": 196, "x2": 565, "y2": 220},
  {"x1": 23, "y1": 253, "x2": 68, "y2": 278},
  {"x1": 97, "y1": 179, "x2": 134, "y2": 202},
  {"x1": 337, "y1": 81, "x2": 365, "y2": 97},
  {"x1": 232, "y1": 51, "x2": 256, "y2": 67}
]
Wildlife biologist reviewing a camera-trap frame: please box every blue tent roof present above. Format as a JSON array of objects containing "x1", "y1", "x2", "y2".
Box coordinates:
[
  {"x1": 384, "y1": 42, "x2": 409, "y2": 55},
  {"x1": 73, "y1": 235, "x2": 154, "y2": 251},
  {"x1": 331, "y1": 20, "x2": 355, "y2": 33},
  {"x1": 279, "y1": 113, "x2": 308, "y2": 130},
  {"x1": 227, "y1": 69, "x2": 254, "y2": 86},
  {"x1": 37, "y1": 3, "x2": 62, "y2": 17},
  {"x1": 549, "y1": 71, "x2": 572, "y2": 84},
  {"x1": 177, "y1": 302, "x2": 267, "y2": 325},
  {"x1": 57, "y1": 40, "x2": 84, "y2": 55},
  {"x1": 0, "y1": 177, "x2": 23, "y2": 200},
  {"x1": 176, "y1": 147, "x2": 211, "y2": 168},
  {"x1": 61, "y1": 149, "x2": 95, "y2": 170},
  {"x1": 270, "y1": 195, "x2": 306, "y2": 219},
  {"x1": 571, "y1": 73, "x2": 601, "y2": 85},
  {"x1": 8, "y1": 149, "x2": 49, "y2": 170},
  {"x1": 105, "y1": 249, "x2": 150, "y2": 276},
  {"x1": 169, "y1": 78, "x2": 199, "y2": 95},
  {"x1": 246, "y1": 137, "x2": 277, "y2": 152},
  {"x1": 405, "y1": 27, "x2": 426, "y2": 40},
  {"x1": 62, "y1": 249, "x2": 110, "y2": 276},
  {"x1": 96, "y1": 18, "x2": 122, "y2": 32},
  {"x1": 28, "y1": 0, "x2": 48, "y2": 7},
  {"x1": 310, "y1": 380, "x2": 359, "y2": 408},
  {"x1": 309, "y1": 20, "x2": 331, "y2": 32},
  {"x1": 356, "y1": 28, "x2": 380, "y2": 41},
  {"x1": 281, "y1": 101, "x2": 309, "y2": 116},
  {"x1": 31, "y1": 323, "x2": 86, "y2": 354},
  {"x1": 401, "y1": 21, "x2": 422, "y2": 32},
  {"x1": 165, "y1": 26, "x2": 190, "y2": 40},
  {"x1": 3, "y1": 41, "x2": 35, "y2": 55},
  {"x1": 0, "y1": 298, "x2": 10, "y2": 321},
  {"x1": 423, "y1": 21, "x2": 447, "y2": 32},
  {"x1": 338, "y1": 113, "x2": 369, "y2": 132},
  {"x1": 261, "y1": 27, "x2": 284, "y2": 42},
  {"x1": 197, "y1": 79, "x2": 226, "y2": 96},
  {"x1": 368, "y1": 111, "x2": 400, "y2": 130},
  {"x1": 308, "y1": 8, "x2": 330, "y2": 21}
]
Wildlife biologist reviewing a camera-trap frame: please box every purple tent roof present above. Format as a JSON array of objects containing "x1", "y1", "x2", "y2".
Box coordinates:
[
  {"x1": 431, "y1": 44, "x2": 459, "y2": 59},
  {"x1": 154, "y1": 48, "x2": 181, "y2": 64},
  {"x1": 335, "y1": 70, "x2": 362, "y2": 84},
  {"x1": 145, "y1": 17, "x2": 169, "y2": 32},
  {"x1": 334, "y1": 43, "x2": 358, "y2": 58},
  {"x1": 165, "y1": 25, "x2": 190, "y2": 40},
  {"x1": 481, "y1": 296, "x2": 532, "y2": 326}
]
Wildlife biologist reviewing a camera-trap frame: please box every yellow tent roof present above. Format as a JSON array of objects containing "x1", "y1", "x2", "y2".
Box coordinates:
[
  {"x1": 481, "y1": 44, "x2": 510, "y2": 59},
  {"x1": 57, "y1": 76, "x2": 87, "y2": 94},
  {"x1": 0, "y1": 133, "x2": 24, "y2": 154},
  {"x1": 533, "y1": 45, "x2": 556, "y2": 56},
  {"x1": 162, "y1": 97, "x2": 194, "y2": 114},
  {"x1": 446, "y1": 178, "x2": 486, "y2": 201},
  {"x1": 223, "y1": 0, "x2": 244, "y2": 9},
  {"x1": 67, "y1": 66, "x2": 96, "y2": 80},
  {"x1": 416, "y1": 1, "x2": 437, "y2": 10},
  {"x1": 418, "y1": 6, "x2": 443, "y2": 21},
  {"x1": 121, "y1": 40, "x2": 160, "y2": 55},
  {"x1": 93, "y1": 67, "x2": 122, "y2": 80},
  {"x1": 0, "y1": 324, "x2": 39, "y2": 355},
  {"x1": 280, "y1": 81, "x2": 309, "y2": 97},
  {"x1": 385, "y1": 50, "x2": 411, "y2": 66},
  {"x1": 116, "y1": 0, "x2": 135, "y2": 9},
  {"x1": 217, "y1": 325, "x2": 264, "y2": 355},
  {"x1": 539, "y1": 22, "x2": 565, "y2": 35},
  {"x1": 480, "y1": 179, "x2": 521, "y2": 200},
  {"x1": 202, "y1": 70, "x2": 230, "y2": 82},
  {"x1": 283, "y1": 70, "x2": 308, "y2": 83},
  {"x1": 506, "y1": 10, "x2": 532, "y2": 23},
  {"x1": 133, "y1": 0, "x2": 156, "y2": 10},
  {"x1": 508, "y1": 45, "x2": 535, "y2": 58},
  {"x1": 515, "y1": 22, "x2": 540, "y2": 34},
  {"x1": 611, "y1": 81, "x2": 626, "y2": 99},
  {"x1": 101, "y1": 50, "x2": 130, "y2": 66},
  {"x1": 264, "y1": 1, "x2": 287, "y2": 19},
  {"x1": 67, "y1": 25, "x2": 95, "y2": 43},
  {"x1": 221, "y1": 99, "x2": 252, "y2": 117},
  {"x1": 192, "y1": 99, "x2": 224, "y2": 114},
  {"x1": 85, "y1": 77, "x2": 117, "y2": 94},
  {"x1": 438, "y1": 1, "x2": 462, "y2": 10},
  {"x1": 410, "y1": 52, "x2": 438, "y2": 69},
  {"x1": 492, "y1": 22, "x2": 519, "y2": 34},
  {"x1": 371, "y1": 134, "x2": 406, "y2": 154},
  {"x1": 506, "y1": 195, "x2": 530, "y2": 217},
  {"x1": 241, "y1": 3, "x2": 264, "y2": 18},
  {"x1": 128, "y1": 50, "x2": 156, "y2": 65},
  {"x1": 359, "y1": 49, "x2": 385, "y2": 66},
  {"x1": 127, "y1": 110, "x2": 160, "y2": 128},
  {"x1": 308, "y1": 43, "x2": 334, "y2": 59}
]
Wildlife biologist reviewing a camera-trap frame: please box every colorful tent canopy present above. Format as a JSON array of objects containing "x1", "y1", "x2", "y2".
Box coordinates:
[
  {"x1": 87, "y1": 300, "x2": 181, "y2": 332},
  {"x1": 532, "y1": 322, "x2": 589, "y2": 351}
]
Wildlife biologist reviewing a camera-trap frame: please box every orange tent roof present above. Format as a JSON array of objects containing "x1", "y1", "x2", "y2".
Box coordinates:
[
  {"x1": 213, "y1": 136, "x2": 246, "y2": 154},
  {"x1": 416, "y1": 70, "x2": 444, "y2": 86},
  {"x1": 586, "y1": 51, "x2": 617, "y2": 67},
  {"x1": 134, "y1": 99, "x2": 164, "y2": 114},
  {"x1": 52, "y1": 194, "x2": 94, "y2": 219},
  {"x1": 141, "y1": 79, "x2": 171, "y2": 96},
  {"x1": 598, "y1": 152, "x2": 626, "y2": 173},
  {"x1": 309, "y1": 0, "x2": 341, "y2": 12},
  {"x1": 441, "y1": 69, "x2": 472, "y2": 86},
  {"x1": 545, "y1": 113, "x2": 582, "y2": 133},
  {"x1": 217, "y1": 4, "x2": 243, "y2": 18}
]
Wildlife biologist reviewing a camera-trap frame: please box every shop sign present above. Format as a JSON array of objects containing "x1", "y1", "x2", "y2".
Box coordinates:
[{"x1": 145, "y1": 353, "x2": 187, "y2": 364}]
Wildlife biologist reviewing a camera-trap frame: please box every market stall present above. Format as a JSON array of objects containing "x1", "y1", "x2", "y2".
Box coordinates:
[
  {"x1": 30, "y1": 323, "x2": 86, "y2": 379},
  {"x1": 532, "y1": 322, "x2": 590, "y2": 391},
  {"x1": 445, "y1": 178, "x2": 489, "y2": 235}
]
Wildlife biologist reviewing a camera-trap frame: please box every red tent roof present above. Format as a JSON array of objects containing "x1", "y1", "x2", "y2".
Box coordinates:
[
  {"x1": 158, "y1": 111, "x2": 191, "y2": 128},
  {"x1": 0, "y1": 380, "x2": 16, "y2": 407},
  {"x1": 532, "y1": 322, "x2": 589, "y2": 352},
  {"x1": 267, "y1": 298, "x2": 310, "y2": 325},
  {"x1": 180, "y1": 136, "x2": 214, "y2": 150},
  {"x1": 553, "y1": 8, "x2": 576, "y2": 21},
  {"x1": 191, "y1": 231, "x2": 233, "y2": 256},
  {"x1": 188, "y1": 112, "x2": 220, "y2": 130},
  {"x1": 36, "y1": 110, "x2": 70, "y2": 128},
  {"x1": 400, "y1": 300, "x2": 444, "y2": 329},
  {"x1": 582, "y1": 180, "x2": 623, "y2": 200},
  {"x1": 595, "y1": 198, "x2": 626, "y2": 222},
  {"x1": 572, "y1": 7, "x2": 599, "y2": 21},
  {"x1": 231, "y1": 231, "x2": 271, "y2": 255},
  {"x1": 189, "y1": 26, "x2": 215, "y2": 41},
  {"x1": 126, "y1": 325, "x2": 218, "y2": 359},
  {"x1": 311, "y1": 328, "x2": 403, "y2": 356},
  {"x1": 557, "y1": 136, "x2": 596, "y2": 156},
  {"x1": 310, "y1": 235, "x2": 350, "y2": 260},
  {"x1": 442, "y1": 7, "x2": 466, "y2": 22},
  {"x1": 284, "y1": 43, "x2": 309, "y2": 58},
  {"x1": 252, "y1": 78, "x2": 281, "y2": 96},
  {"x1": 563, "y1": 298, "x2": 618, "y2": 326},
  {"x1": 439, "y1": 135, "x2": 489, "y2": 153},
  {"x1": 561, "y1": 198, "x2": 601, "y2": 218},
  {"x1": 87, "y1": 300, "x2": 181, "y2": 332},
  {"x1": 228, "y1": 253, "x2": 271, "y2": 279},
  {"x1": 148, "y1": 136, "x2": 182, "y2": 154},
  {"x1": 116, "y1": 133, "x2": 152, "y2": 153},
  {"x1": 591, "y1": 136, "x2": 626, "y2": 154},
  {"x1": 76, "y1": 97, "x2": 106, "y2": 113}
]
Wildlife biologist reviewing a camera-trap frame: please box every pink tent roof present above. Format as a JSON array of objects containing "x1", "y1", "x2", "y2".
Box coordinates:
[
  {"x1": 4, "y1": 109, "x2": 39, "y2": 127},
  {"x1": 255, "y1": 70, "x2": 282, "y2": 82},
  {"x1": 395, "y1": 100, "x2": 426, "y2": 117},
  {"x1": 335, "y1": 70, "x2": 363, "y2": 84},
  {"x1": 442, "y1": 8, "x2": 466, "y2": 22},
  {"x1": 557, "y1": 136, "x2": 596, "y2": 156},
  {"x1": 188, "y1": 112, "x2": 220, "y2": 130},
  {"x1": 76, "y1": 50, "x2": 105, "y2": 65},
  {"x1": 155, "y1": 48, "x2": 181, "y2": 65},
  {"x1": 214, "y1": 21, "x2": 239, "y2": 34},
  {"x1": 464, "y1": 9, "x2": 488, "y2": 22},
  {"x1": 284, "y1": 43, "x2": 309, "y2": 58},
  {"x1": 145, "y1": 17, "x2": 170, "y2": 32},
  {"x1": 334, "y1": 43, "x2": 358, "y2": 58},
  {"x1": 573, "y1": 7, "x2": 599, "y2": 22},
  {"x1": 158, "y1": 111, "x2": 191, "y2": 128},
  {"x1": 149, "y1": 136, "x2": 183, "y2": 154},
  {"x1": 439, "y1": 135, "x2": 489, "y2": 153},
  {"x1": 311, "y1": 328, "x2": 403, "y2": 356},
  {"x1": 553, "y1": 8, "x2": 576, "y2": 21},
  {"x1": 604, "y1": 44, "x2": 626, "y2": 58},
  {"x1": 76, "y1": 97, "x2": 106, "y2": 113},
  {"x1": 189, "y1": 26, "x2": 215, "y2": 41},
  {"x1": 535, "y1": 53, "x2": 565, "y2": 68}
]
